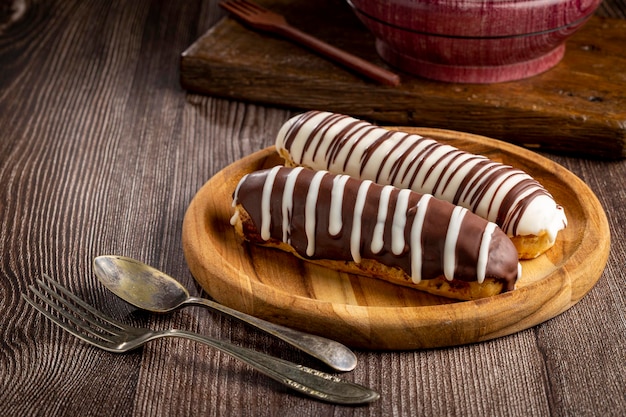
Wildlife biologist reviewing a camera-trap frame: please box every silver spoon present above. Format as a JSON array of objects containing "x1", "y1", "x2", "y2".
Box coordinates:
[{"x1": 93, "y1": 255, "x2": 357, "y2": 372}]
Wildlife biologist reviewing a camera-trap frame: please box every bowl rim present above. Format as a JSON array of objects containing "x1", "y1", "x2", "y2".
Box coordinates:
[
  {"x1": 348, "y1": 0, "x2": 596, "y2": 38},
  {"x1": 347, "y1": 0, "x2": 599, "y2": 37}
]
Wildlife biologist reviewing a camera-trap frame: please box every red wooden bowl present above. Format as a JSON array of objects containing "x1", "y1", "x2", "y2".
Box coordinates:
[{"x1": 347, "y1": 0, "x2": 602, "y2": 83}]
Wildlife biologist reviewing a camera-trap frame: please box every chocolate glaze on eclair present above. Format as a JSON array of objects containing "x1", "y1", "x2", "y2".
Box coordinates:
[{"x1": 231, "y1": 167, "x2": 520, "y2": 294}]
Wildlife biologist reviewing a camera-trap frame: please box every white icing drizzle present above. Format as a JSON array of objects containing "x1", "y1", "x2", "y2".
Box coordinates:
[
  {"x1": 410, "y1": 194, "x2": 431, "y2": 284},
  {"x1": 230, "y1": 173, "x2": 249, "y2": 225},
  {"x1": 261, "y1": 166, "x2": 281, "y2": 240},
  {"x1": 231, "y1": 174, "x2": 248, "y2": 207},
  {"x1": 350, "y1": 180, "x2": 373, "y2": 263},
  {"x1": 477, "y1": 222, "x2": 497, "y2": 283},
  {"x1": 229, "y1": 209, "x2": 239, "y2": 226},
  {"x1": 371, "y1": 186, "x2": 393, "y2": 254},
  {"x1": 329, "y1": 174, "x2": 349, "y2": 236},
  {"x1": 443, "y1": 206, "x2": 467, "y2": 281},
  {"x1": 282, "y1": 167, "x2": 304, "y2": 243},
  {"x1": 391, "y1": 189, "x2": 412, "y2": 255},
  {"x1": 305, "y1": 170, "x2": 327, "y2": 257}
]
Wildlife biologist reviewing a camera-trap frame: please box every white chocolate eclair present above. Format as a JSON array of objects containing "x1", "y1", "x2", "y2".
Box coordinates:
[{"x1": 275, "y1": 111, "x2": 567, "y2": 259}]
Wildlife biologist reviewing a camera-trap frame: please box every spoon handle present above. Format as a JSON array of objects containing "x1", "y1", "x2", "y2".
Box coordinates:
[
  {"x1": 185, "y1": 296, "x2": 357, "y2": 372},
  {"x1": 162, "y1": 329, "x2": 378, "y2": 404}
]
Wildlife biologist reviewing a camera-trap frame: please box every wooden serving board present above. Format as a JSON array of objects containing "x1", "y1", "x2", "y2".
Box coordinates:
[
  {"x1": 181, "y1": 128, "x2": 610, "y2": 350},
  {"x1": 180, "y1": 0, "x2": 626, "y2": 159}
]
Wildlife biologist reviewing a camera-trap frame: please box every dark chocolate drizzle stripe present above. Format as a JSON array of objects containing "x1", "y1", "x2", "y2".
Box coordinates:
[{"x1": 276, "y1": 111, "x2": 565, "y2": 238}]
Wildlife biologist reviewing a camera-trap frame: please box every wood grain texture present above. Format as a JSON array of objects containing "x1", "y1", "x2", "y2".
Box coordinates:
[
  {"x1": 0, "y1": 0, "x2": 625, "y2": 416},
  {"x1": 181, "y1": 130, "x2": 610, "y2": 350},
  {"x1": 180, "y1": 0, "x2": 626, "y2": 159}
]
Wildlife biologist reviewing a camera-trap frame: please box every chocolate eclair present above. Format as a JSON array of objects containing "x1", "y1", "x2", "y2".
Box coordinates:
[
  {"x1": 231, "y1": 166, "x2": 521, "y2": 301},
  {"x1": 275, "y1": 111, "x2": 567, "y2": 259}
]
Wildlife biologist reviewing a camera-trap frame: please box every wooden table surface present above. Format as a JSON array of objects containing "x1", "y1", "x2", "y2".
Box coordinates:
[{"x1": 1, "y1": 0, "x2": 624, "y2": 416}]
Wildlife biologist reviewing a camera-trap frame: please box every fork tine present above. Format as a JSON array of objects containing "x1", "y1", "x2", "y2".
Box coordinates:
[
  {"x1": 38, "y1": 274, "x2": 126, "y2": 332},
  {"x1": 235, "y1": 0, "x2": 267, "y2": 13},
  {"x1": 27, "y1": 275, "x2": 129, "y2": 345},
  {"x1": 220, "y1": 1, "x2": 241, "y2": 14},
  {"x1": 21, "y1": 291, "x2": 117, "y2": 350},
  {"x1": 31, "y1": 282, "x2": 123, "y2": 340},
  {"x1": 221, "y1": 2, "x2": 245, "y2": 16},
  {"x1": 220, "y1": 0, "x2": 267, "y2": 16},
  {"x1": 28, "y1": 282, "x2": 118, "y2": 339}
]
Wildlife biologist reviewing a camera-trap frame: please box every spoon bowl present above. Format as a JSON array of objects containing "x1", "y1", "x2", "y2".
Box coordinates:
[
  {"x1": 93, "y1": 255, "x2": 358, "y2": 372},
  {"x1": 94, "y1": 256, "x2": 189, "y2": 312}
]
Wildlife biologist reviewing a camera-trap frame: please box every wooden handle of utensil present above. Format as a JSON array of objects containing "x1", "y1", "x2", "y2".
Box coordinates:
[{"x1": 276, "y1": 24, "x2": 401, "y2": 86}]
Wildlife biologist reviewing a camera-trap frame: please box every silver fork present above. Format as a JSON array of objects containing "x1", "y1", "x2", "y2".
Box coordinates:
[{"x1": 22, "y1": 275, "x2": 379, "y2": 405}]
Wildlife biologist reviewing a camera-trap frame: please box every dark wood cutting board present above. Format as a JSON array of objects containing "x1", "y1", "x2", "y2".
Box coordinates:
[{"x1": 180, "y1": 0, "x2": 626, "y2": 159}]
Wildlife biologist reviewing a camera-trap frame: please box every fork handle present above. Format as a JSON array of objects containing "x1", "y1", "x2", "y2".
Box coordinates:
[
  {"x1": 185, "y1": 297, "x2": 357, "y2": 372},
  {"x1": 273, "y1": 23, "x2": 400, "y2": 86},
  {"x1": 160, "y1": 329, "x2": 379, "y2": 405}
]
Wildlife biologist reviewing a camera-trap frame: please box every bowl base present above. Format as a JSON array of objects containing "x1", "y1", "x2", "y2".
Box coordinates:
[{"x1": 376, "y1": 40, "x2": 566, "y2": 83}]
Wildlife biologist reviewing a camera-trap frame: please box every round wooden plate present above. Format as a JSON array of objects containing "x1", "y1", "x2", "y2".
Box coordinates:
[{"x1": 182, "y1": 128, "x2": 610, "y2": 350}]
